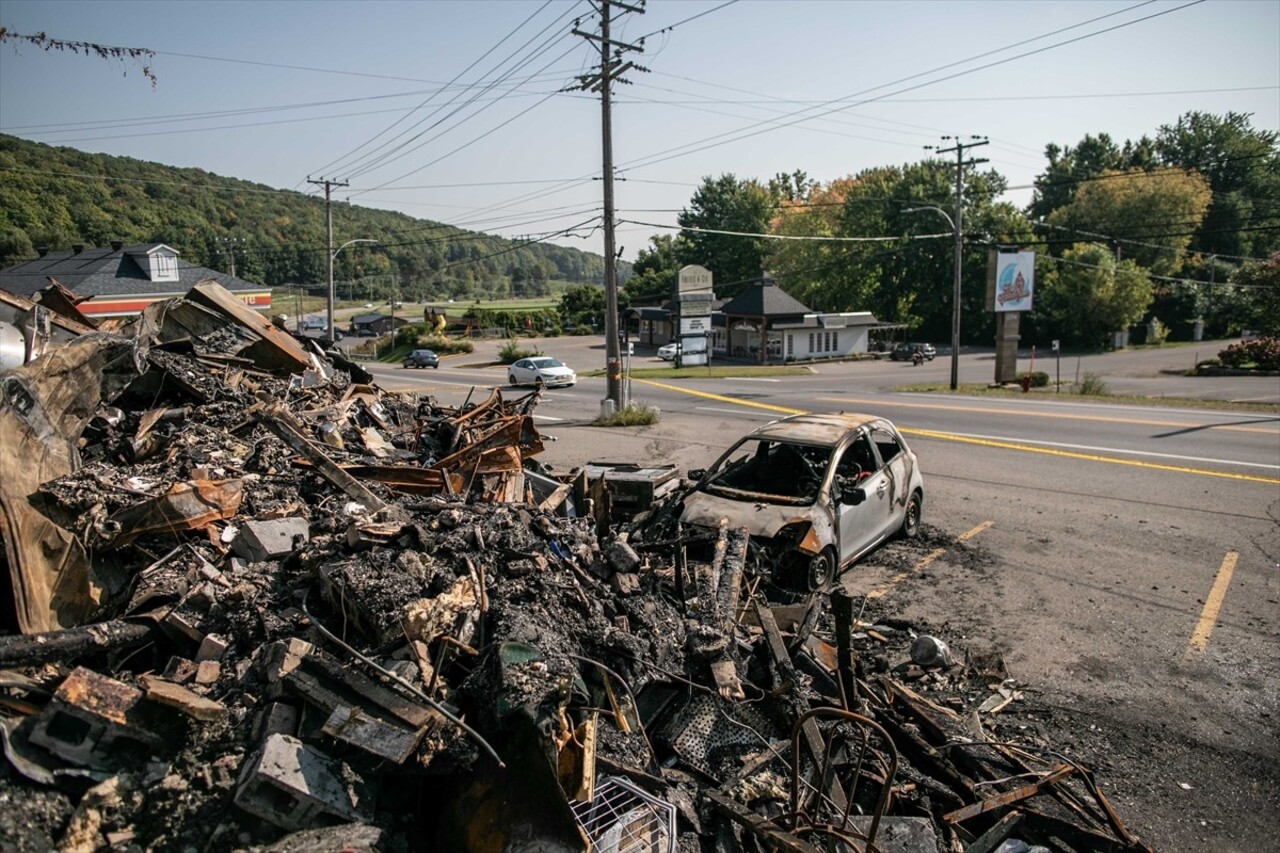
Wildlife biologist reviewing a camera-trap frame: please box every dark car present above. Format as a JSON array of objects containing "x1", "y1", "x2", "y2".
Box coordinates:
[
  {"x1": 403, "y1": 349, "x2": 440, "y2": 369},
  {"x1": 891, "y1": 342, "x2": 936, "y2": 361}
]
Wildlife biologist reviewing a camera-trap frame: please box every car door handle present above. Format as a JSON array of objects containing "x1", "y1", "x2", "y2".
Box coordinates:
[{"x1": 876, "y1": 483, "x2": 887, "y2": 497}]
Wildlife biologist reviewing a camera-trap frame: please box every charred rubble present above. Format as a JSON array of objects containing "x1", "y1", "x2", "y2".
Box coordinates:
[{"x1": 0, "y1": 281, "x2": 1151, "y2": 852}]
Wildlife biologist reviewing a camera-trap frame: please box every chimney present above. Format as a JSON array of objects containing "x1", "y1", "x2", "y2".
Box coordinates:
[
  {"x1": 110, "y1": 240, "x2": 123, "y2": 251},
  {"x1": 37, "y1": 247, "x2": 49, "y2": 257},
  {"x1": 72, "y1": 244, "x2": 85, "y2": 255}
]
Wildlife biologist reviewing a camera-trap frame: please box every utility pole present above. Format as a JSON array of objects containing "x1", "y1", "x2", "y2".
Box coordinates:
[
  {"x1": 572, "y1": 1, "x2": 646, "y2": 411},
  {"x1": 308, "y1": 177, "x2": 349, "y2": 345},
  {"x1": 931, "y1": 135, "x2": 988, "y2": 391}
]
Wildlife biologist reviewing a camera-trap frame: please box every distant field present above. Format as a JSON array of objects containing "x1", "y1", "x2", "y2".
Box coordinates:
[{"x1": 273, "y1": 289, "x2": 568, "y2": 319}]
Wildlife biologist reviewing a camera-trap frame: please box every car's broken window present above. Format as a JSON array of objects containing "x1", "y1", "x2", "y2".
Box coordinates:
[
  {"x1": 872, "y1": 427, "x2": 902, "y2": 464},
  {"x1": 704, "y1": 438, "x2": 831, "y2": 503}
]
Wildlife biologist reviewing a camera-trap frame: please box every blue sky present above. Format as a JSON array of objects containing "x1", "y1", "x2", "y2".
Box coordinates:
[{"x1": 1, "y1": 0, "x2": 1275, "y2": 261}]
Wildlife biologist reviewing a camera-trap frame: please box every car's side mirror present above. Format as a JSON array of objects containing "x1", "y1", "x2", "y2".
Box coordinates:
[
  {"x1": 840, "y1": 486, "x2": 866, "y2": 506},
  {"x1": 688, "y1": 468, "x2": 707, "y2": 482}
]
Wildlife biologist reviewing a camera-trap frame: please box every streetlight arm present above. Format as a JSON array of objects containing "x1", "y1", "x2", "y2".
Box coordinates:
[
  {"x1": 326, "y1": 239, "x2": 377, "y2": 344},
  {"x1": 902, "y1": 206, "x2": 955, "y2": 229}
]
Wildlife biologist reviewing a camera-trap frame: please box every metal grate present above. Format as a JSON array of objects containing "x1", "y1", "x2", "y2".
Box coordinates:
[
  {"x1": 657, "y1": 691, "x2": 773, "y2": 782},
  {"x1": 570, "y1": 776, "x2": 676, "y2": 853}
]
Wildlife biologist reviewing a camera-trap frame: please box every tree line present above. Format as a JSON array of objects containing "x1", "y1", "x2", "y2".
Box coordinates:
[
  {"x1": 625, "y1": 111, "x2": 1279, "y2": 348},
  {"x1": 0, "y1": 134, "x2": 612, "y2": 302}
]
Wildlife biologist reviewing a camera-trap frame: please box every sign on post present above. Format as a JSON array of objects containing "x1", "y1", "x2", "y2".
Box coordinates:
[
  {"x1": 674, "y1": 265, "x2": 714, "y2": 368},
  {"x1": 992, "y1": 252, "x2": 1035, "y2": 312}
]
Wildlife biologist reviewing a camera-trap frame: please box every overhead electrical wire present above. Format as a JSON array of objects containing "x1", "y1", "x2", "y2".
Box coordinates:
[
  {"x1": 335, "y1": 4, "x2": 585, "y2": 181},
  {"x1": 314, "y1": 0, "x2": 570, "y2": 181},
  {"x1": 615, "y1": 1, "x2": 1205, "y2": 173}
]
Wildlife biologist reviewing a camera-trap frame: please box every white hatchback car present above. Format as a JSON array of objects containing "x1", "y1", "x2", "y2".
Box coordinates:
[
  {"x1": 508, "y1": 356, "x2": 576, "y2": 388},
  {"x1": 657, "y1": 342, "x2": 681, "y2": 361},
  {"x1": 681, "y1": 412, "x2": 924, "y2": 591}
]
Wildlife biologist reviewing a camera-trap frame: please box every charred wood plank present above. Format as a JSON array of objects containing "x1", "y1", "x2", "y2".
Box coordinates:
[
  {"x1": 755, "y1": 602, "x2": 848, "y2": 815},
  {"x1": 704, "y1": 790, "x2": 822, "y2": 853},
  {"x1": 0, "y1": 620, "x2": 155, "y2": 668}
]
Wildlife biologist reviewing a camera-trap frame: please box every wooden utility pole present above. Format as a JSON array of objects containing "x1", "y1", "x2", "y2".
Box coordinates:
[
  {"x1": 573, "y1": 1, "x2": 645, "y2": 410},
  {"x1": 933, "y1": 136, "x2": 987, "y2": 391},
  {"x1": 307, "y1": 176, "x2": 349, "y2": 345}
]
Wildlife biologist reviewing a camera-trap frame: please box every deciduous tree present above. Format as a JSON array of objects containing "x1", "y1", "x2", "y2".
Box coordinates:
[{"x1": 1037, "y1": 242, "x2": 1154, "y2": 348}]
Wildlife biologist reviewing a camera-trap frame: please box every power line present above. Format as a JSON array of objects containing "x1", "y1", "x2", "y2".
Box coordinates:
[
  {"x1": 619, "y1": 218, "x2": 950, "y2": 243},
  {"x1": 616, "y1": 1, "x2": 1204, "y2": 173},
  {"x1": 317, "y1": 0, "x2": 570, "y2": 180}
]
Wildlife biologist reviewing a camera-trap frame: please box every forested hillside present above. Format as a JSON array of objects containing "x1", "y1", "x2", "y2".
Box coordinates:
[{"x1": 0, "y1": 135, "x2": 611, "y2": 301}]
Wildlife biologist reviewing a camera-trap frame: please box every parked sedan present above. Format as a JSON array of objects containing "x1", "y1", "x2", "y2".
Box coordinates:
[
  {"x1": 508, "y1": 356, "x2": 576, "y2": 388},
  {"x1": 402, "y1": 349, "x2": 439, "y2": 369},
  {"x1": 657, "y1": 342, "x2": 681, "y2": 361},
  {"x1": 681, "y1": 413, "x2": 924, "y2": 591}
]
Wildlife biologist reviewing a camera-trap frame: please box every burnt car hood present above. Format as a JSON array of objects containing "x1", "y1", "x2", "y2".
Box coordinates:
[{"x1": 680, "y1": 489, "x2": 819, "y2": 540}]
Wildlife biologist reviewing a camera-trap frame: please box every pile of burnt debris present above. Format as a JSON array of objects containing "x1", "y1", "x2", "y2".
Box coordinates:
[{"x1": 0, "y1": 281, "x2": 1151, "y2": 852}]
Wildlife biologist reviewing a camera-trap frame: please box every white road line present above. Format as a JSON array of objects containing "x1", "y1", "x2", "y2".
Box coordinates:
[
  {"x1": 730, "y1": 377, "x2": 782, "y2": 382},
  {"x1": 533, "y1": 415, "x2": 565, "y2": 422},
  {"x1": 694, "y1": 406, "x2": 778, "y2": 419},
  {"x1": 933, "y1": 429, "x2": 1280, "y2": 471}
]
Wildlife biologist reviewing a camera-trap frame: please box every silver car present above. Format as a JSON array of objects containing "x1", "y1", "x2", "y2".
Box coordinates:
[
  {"x1": 680, "y1": 413, "x2": 924, "y2": 591},
  {"x1": 508, "y1": 356, "x2": 576, "y2": 388}
]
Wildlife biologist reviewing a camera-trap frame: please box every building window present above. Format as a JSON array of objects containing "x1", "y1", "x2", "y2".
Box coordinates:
[
  {"x1": 808, "y1": 332, "x2": 815, "y2": 353},
  {"x1": 152, "y1": 252, "x2": 178, "y2": 282},
  {"x1": 831, "y1": 331, "x2": 839, "y2": 352},
  {"x1": 786, "y1": 334, "x2": 793, "y2": 356}
]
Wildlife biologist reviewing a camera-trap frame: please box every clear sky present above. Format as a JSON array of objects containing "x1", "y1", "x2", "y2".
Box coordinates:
[{"x1": 1, "y1": 0, "x2": 1276, "y2": 261}]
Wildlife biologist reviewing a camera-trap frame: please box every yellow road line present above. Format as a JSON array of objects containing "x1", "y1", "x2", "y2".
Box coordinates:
[
  {"x1": 866, "y1": 521, "x2": 993, "y2": 599},
  {"x1": 815, "y1": 396, "x2": 1280, "y2": 435},
  {"x1": 1184, "y1": 551, "x2": 1240, "y2": 661},
  {"x1": 633, "y1": 378, "x2": 805, "y2": 415},
  {"x1": 905, "y1": 428, "x2": 1280, "y2": 485},
  {"x1": 638, "y1": 378, "x2": 1280, "y2": 485}
]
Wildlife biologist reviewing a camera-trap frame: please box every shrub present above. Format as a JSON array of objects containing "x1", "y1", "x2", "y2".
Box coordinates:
[
  {"x1": 594, "y1": 403, "x2": 660, "y2": 427},
  {"x1": 498, "y1": 336, "x2": 541, "y2": 364},
  {"x1": 1019, "y1": 371, "x2": 1050, "y2": 388},
  {"x1": 570, "y1": 324, "x2": 594, "y2": 336},
  {"x1": 1078, "y1": 371, "x2": 1110, "y2": 396},
  {"x1": 1218, "y1": 337, "x2": 1280, "y2": 370},
  {"x1": 418, "y1": 334, "x2": 473, "y2": 356}
]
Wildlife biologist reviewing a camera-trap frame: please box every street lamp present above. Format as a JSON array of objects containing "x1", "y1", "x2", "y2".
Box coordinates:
[
  {"x1": 328, "y1": 239, "x2": 377, "y2": 344},
  {"x1": 904, "y1": 206, "x2": 961, "y2": 390}
]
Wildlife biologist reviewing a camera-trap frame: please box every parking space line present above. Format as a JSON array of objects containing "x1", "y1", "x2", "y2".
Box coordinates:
[
  {"x1": 865, "y1": 521, "x2": 994, "y2": 599},
  {"x1": 1184, "y1": 551, "x2": 1239, "y2": 661},
  {"x1": 633, "y1": 378, "x2": 804, "y2": 415}
]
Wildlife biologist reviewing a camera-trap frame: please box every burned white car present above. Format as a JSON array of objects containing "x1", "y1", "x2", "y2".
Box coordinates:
[{"x1": 680, "y1": 413, "x2": 923, "y2": 591}]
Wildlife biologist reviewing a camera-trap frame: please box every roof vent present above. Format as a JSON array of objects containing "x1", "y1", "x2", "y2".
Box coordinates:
[
  {"x1": 110, "y1": 240, "x2": 123, "y2": 251},
  {"x1": 72, "y1": 244, "x2": 85, "y2": 254}
]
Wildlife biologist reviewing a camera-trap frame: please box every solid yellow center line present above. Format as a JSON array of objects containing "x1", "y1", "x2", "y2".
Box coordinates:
[
  {"x1": 637, "y1": 379, "x2": 1280, "y2": 484},
  {"x1": 815, "y1": 396, "x2": 1280, "y2": 435},
  {"x1": 633, "y1": 378, "x2": 805, "y2": 415},
  {"x1": 866, "y1": 521, "x2": 993, "y2": 599},
  {"x1": 1184, "y1": 551, "x2": 1240, "y2": 661},
  {"x1": 904, "y1": 428, "x2": 1280, "y2": 485}
]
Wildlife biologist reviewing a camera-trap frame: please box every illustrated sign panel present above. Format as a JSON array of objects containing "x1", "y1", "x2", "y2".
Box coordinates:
[{"x1": 995, "y1": 252, "x2": 1035, "y2": 312}]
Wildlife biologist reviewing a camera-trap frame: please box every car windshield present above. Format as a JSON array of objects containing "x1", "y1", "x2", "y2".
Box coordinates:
[
  {"x1": 530, "y1": 358, "x2": 563, "y2": 369},
  {"x1": 702, "y1": 437, "x2": 832, "y2": 504}
]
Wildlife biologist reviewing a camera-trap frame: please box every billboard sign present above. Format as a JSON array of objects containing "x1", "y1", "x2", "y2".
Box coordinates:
[
  {"x1": 994, "y1": 252, "x2": 1035, "y2": 312},
  {"x1": 679, "y1": 316, "x2": 711, "y2": 335}
]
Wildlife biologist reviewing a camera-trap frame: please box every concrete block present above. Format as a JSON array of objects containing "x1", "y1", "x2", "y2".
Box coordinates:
[
  {"x1": 139, "y1": 674, "x2": 227, "y2": 723},
  {"x1": 252, "y1": 702, "x2": 300, "y2": 743},
  {"x1": 605, "y1": 540, "x2": 641, "y2": 574},
  {"x1": 195, "y1": 660, "x2": 221, "y2": 685},
  {"x1": 234, "y1": 734, "x2": 371, "y2": 831},
  {"x1": 231, "y1": 517, "x2": 310, "y2": 562},
  {"x1": 609, "y1": 572, "x2": 641, "y2": 596},
  {"x1": 29, "y1": 667, "x2": 164, "y2": 769},
  {"x1": 196, "y1": 633, "x2": 229, "y2": 662}
]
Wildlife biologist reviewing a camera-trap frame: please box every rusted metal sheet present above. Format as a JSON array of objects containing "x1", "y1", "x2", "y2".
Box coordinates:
[
  {"x1": 0, "y1": 336, "x2": 142, "y2": 633},
  {"x1": 109, "y1": 479, "x2": 244, "y2": 545}
]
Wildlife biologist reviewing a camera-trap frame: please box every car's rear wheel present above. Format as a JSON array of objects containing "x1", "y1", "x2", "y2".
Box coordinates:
[
  {"x1": 508, "y1": 374, "x2": 518, "y2": 386},
  {"x1": 899, "y1": 490, "x2": 922, "y2": 539},
  {"x1": 804, "y1": 547, "x2": 837, "y2": 592}
]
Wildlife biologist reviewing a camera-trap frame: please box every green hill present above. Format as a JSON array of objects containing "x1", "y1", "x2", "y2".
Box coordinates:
[{"x1": 0, "y1": 134, "x2": 613, "y2": 302}]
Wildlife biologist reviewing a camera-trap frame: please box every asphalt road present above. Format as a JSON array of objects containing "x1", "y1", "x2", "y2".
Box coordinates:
[{"x1": 367, "y1": 337, "x2": 1280, "y2": 850}]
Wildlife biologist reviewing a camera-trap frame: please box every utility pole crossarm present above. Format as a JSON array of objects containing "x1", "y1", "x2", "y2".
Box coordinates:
[{"x1": 307, "y1": 176, "x2": 350, "y2": 345}]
